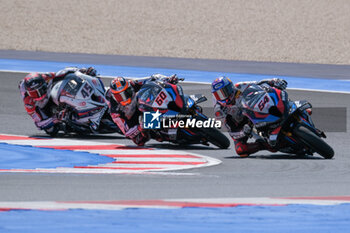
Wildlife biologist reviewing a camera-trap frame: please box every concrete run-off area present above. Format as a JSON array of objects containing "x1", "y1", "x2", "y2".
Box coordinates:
[{"x1": 0, "y1": 0, "x2": 349, "y2": 65}]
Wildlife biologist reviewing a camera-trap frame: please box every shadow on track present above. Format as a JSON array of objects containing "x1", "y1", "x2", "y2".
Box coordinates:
[
  {"x1": 224, "y1": 153, "x2": 323, "y2": 160},
  {"x1": 145, "y1": 142, "x2": 220, "y2": 150},
  {"x1": 29, "y1": 134, "x2": 125, "y2": 140}
]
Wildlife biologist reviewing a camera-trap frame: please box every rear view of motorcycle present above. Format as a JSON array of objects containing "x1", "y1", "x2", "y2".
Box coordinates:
[
  {"x1": 137, "y1": 78, "x2": 230, "y2": 149},
  {"x1": 241, "y1": 84, "x2": 334, "y2": 159}
]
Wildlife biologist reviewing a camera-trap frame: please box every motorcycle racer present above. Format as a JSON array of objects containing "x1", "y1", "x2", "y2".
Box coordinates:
[
  {"x1": 19, "y1": 67, "x2": 98, "y2": 134},
  {"x1": 106, "y1": 74, "x2": 180, "y2": 146},
  {"x1": 212, "y1": 76, "x2": 288, "y2": 157}
]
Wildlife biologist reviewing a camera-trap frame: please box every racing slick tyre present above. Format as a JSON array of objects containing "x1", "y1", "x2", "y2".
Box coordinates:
[
  {"x1": 44, "y1": 125, "x2": 60, "y2": 137},
  {"x1": 293, "y1": 125, "x2": 334, "y2": 159},
  {"x1": 198, "y1": 128, "x2": 230, "y2": 149}
]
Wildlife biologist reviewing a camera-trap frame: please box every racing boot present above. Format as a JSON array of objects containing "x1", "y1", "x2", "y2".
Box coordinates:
[
  {"x1": 234, "y1": 140, "x2": 262, "y2": 158},
  {"x1": 152, "y1": 130, "x2": 164, "y2": 142},
  {"x1": 256, "y1": 138, "x2": 278, "y2": 153},
  {"x1": 234, "y1": 139, "x2": 277, "y2": 158}
]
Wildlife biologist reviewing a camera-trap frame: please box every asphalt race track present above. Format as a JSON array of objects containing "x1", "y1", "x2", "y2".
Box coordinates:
[{"x1": 0, "y1": 69, "x2": 349, "y2": 202}]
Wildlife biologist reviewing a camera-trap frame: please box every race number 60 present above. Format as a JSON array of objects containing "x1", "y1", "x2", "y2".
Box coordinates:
[{"x1": 155, "y1": 91, "x2": 167, "y2": 106}]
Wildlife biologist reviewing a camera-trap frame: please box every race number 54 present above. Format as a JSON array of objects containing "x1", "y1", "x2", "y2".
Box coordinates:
[{"x1": 258, "y1": 95, "x2": 270, "y2": 111}]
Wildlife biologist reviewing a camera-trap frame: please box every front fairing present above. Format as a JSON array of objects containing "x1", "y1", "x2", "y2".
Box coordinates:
[
  {"x1": 57, "y1": 73, "x2": 106, "y2": 107},
  {"x1": 183, "y1": 95, "x2": 195, "y2": 109},
  {"x1": 137, "y1": 81, "x2": 188, "y2": 114},
  {"x1": 277, "y1": 100, "x2": 327, "y2": 152},
  {"x1": 284, "y1": 100, "x2": 316, "y2": 133},
  {"x1": 137, "y1": 82, "x2": 171, "y2": 109},
  {"x1": 50, "y1": 73, "x2": 109, "y2": 129}
]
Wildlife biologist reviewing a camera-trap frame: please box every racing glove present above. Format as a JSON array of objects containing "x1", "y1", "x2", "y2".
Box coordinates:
[
  {"x1": 159, "y1": 74, "x2": 184, "y2": 84},
  {"x1": 55, "y1": 67, "x2": 79, "y2": 78},
  {"x1": 167, "y1": 74, "x2": 184, "y2": 84},
  {"x1": 55, "y1": 67, "x2": 97, "y2": 78},
  {"x1": 229, "y1": 124, "x2": 252, "y2": 140},
  {"x1": 243, "y1": 124, "x2": 252, "y2": 136},
  {"x1": 258, "y1": 78, "x2": 288, "y2": 90},
  {"x1": 81, "y1": 67, "x2": 97, "y2": 77},
  {"x1": 271, "y1": 78, "x2": 288, "y2": 90}
]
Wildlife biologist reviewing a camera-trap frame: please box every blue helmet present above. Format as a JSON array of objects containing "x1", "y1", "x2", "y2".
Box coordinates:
[{"x1": 211, "y1": 76, "x2": 236, "y2": 104}]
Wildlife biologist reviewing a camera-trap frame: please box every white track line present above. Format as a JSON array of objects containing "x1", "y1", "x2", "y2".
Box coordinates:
[
  {"x1": 0, "y1": 134, "x2": 221, "y2": 174},
  {"x1": 0, "y1": 139, "x2": 113, "y2": 146},
  {"x1": 111, "y1": 157, "x2": 204, "y2": 162},
  {"x1": 78, "y1": 149, "x2": 198, "y2": 155},
  {"x1": 89, "y1": 164, "x2": 198, "y2": 168},
  {"x1": 1, "y1": 197, "x2": 350, "y2": 211},
  {"x1": 166, "y1": 197, "x2": 350, "y2": 206}
]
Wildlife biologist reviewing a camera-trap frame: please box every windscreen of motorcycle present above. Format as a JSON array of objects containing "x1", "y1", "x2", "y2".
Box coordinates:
[
  {"x1": 241, "y1": 85, "x2": 274, "y2": 114},
  {"x1": 51, "y1": 75, "x2": 86, "y2": 106},
  {"x1": 62, "y1": 77, "x2": 84, "y2": 98}
]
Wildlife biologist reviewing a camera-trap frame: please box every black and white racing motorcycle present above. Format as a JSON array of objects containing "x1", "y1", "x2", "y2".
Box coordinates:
[{"x1": 46, "y1": 71, "x2": 120, "y2": 136}]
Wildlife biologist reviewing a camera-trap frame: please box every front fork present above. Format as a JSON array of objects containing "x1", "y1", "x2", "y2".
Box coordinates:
[{"x1": 280, "y1": 109, "x2": 325, "y2": 145}]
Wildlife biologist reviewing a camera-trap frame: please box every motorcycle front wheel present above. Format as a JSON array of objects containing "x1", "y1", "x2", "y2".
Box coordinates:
[
  {"x1": 196, "y1": 127, "x2": 230, "y2": 149},
  {"x1": 293, "y1": 125, "x2": 334, "y2": 159},
  {"x1": 44, "y1": 124, "x2": 60, "y2": 137}
]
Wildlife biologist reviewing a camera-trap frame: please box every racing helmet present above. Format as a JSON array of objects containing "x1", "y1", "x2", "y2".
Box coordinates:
[
  {"x1": 110, "y1": 77, "x2": 135, "y2": 106},
  {"x1": 23, "y1": 73, "x2": 48, "y2": 101},
  {"x1": 211, "y1": 76, "x2": 236, "y2": 104}
]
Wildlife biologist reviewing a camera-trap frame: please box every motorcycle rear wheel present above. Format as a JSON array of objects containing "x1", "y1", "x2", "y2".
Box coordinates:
[{"x1": 293, "y1": 125, "x2": 334, "y2": 159}]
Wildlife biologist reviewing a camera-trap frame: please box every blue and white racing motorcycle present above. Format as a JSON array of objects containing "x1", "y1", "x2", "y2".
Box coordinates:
[
  {"x1": 137, "y1": 78, "x2": 230, "y2": 149},
  {"x1": 241, "y1": 84, "x2": 334, "y2": 159}
]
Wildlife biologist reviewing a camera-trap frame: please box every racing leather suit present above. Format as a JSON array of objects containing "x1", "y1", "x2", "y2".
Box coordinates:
[
  {"x1": 19, "y1": 67, "x2": 97, "y2": 132},
  {"x1": 106, "y1": 74, "x2": 178, "y2": 146},
  {"x1": 214, "y1": 78, "x2": 287, "y2": 157}
]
